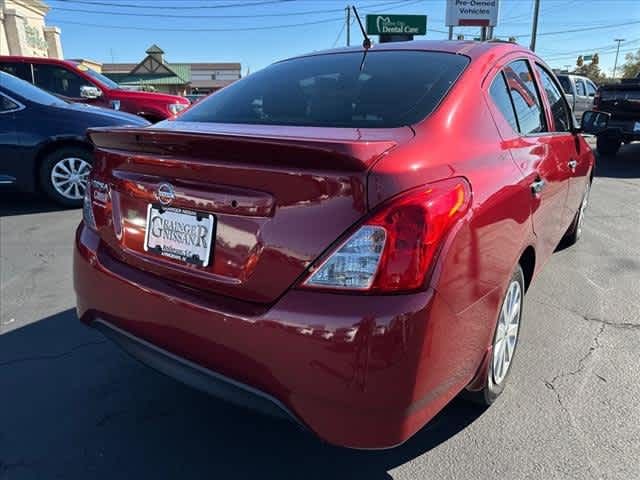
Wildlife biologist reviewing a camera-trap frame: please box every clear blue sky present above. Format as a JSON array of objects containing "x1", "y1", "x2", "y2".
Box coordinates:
[{"x1": 45, "y1": 0, "x2": 640, "y2": 76}]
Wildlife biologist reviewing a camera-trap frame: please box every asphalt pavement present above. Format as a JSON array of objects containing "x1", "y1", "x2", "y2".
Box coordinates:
[{"x1": 1, "y1": 144, "x2": 639, "y2": 479}]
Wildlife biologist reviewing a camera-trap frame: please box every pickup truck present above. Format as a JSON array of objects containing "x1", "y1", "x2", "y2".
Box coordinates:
[
  {"x1": 0, "y1": 56, "x2": 190, "y2": 122},
  {"x1": 556, "y1": 73, "x2": 597, "y2": 121},
  {"x1": 592, "y1": 78, "x2": 640, "y2": 155}
]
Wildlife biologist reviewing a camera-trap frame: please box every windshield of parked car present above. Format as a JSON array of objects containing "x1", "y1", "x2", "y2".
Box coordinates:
[
  {"x1": 177, "y1": 51, "x2": 470, "y2": 128},
  {"x1": 74, "y1": 63, "x2": 120, "y2": 89},
  {"x1": 0, "y1": 71, "x2": 67, "y2": 107}
]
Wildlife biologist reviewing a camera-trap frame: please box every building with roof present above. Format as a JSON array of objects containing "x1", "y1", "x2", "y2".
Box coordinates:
[
  {"x1": 1, "y1": 0, "x2": 62, "y2": 58},
  {"x1": 101, "y1": 45, "x2": 241, "y2": 96}
]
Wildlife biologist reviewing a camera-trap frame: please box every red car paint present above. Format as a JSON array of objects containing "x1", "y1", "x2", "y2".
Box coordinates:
[
  {"x1": 0, "y1": 56, "x2": 189, "y2": 121},
  {"x1": 74, "y1": 41, "x2": 594, "y2": 449}
]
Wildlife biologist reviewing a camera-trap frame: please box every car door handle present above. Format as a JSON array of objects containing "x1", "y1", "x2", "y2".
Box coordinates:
[
  {"x1": 530, "y1": 178, "x2": 546, "y2": 195},
  {"x1": 568, "y1": 160, "x2": 578, "y2": 170}
]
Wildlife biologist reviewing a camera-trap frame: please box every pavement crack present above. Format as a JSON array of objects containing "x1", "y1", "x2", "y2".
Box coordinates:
[
  {"x1": 544, "y1": 323, "x2": 606, "y2": 413},
  {"x1": 533, "y1": 298, "x2": 640, "y2": 331},
  {"x1": 0, "y1": 340, "x2": 107, "y2": 369}
]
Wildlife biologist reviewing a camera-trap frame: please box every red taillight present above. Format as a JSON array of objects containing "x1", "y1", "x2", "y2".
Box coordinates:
[
  {"x1": 593, "y1": 91, "x2": 600, "y2": 108},
  {"x1": 302, "y1": 178, "x2": 471, "y2": 293}
]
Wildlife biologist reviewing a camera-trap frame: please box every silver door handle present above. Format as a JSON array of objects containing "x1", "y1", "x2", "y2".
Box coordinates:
[
  {"x1": 568, "y1": 160, "x2": 578, "y2": 170},
  {"x1": 531, "y1": 179, "x2": 546, "y2": 195}
]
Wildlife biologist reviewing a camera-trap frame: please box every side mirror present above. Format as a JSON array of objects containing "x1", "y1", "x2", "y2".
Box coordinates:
[
  {"x1": 80, "y1": 85, "x2": 102, "y2": 99},
  {"x1": 580, "y1": 110, "x2": 610, "y2": 134}
]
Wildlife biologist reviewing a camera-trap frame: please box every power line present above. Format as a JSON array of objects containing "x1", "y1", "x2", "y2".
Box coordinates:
[
  {"x1": 48, "y1": 0, "x2": 294, "y2": 9},
  {"x1": 48, "y1": 0, "x2": 412, "y2": 18}
]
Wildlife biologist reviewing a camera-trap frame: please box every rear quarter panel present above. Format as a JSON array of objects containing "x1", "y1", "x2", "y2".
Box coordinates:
[{"x1": 368, "y1": 51, "x2": 536, "y2": 397}]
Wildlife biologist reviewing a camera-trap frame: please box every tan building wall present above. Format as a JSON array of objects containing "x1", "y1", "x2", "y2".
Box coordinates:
[{"x1": 0, "y1": 0, "x2": 62, "y2": 58}]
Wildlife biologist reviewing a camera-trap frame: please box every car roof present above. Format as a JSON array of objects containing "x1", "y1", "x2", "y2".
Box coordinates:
[
  {"x1": 0, "y1": 55, "x2": 76, "y2": 67},
  {"x1": 283, "y1": 39, "x2": 532, "y2": 63}
]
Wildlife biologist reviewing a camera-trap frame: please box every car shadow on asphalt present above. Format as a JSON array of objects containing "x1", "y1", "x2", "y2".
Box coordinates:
[
  {"x1": 594, "y1": 143, "x2": 640, "y2": 179},
  {"x1": 0, "y1": 192, "x2": 74, "y2": 217},
  {"x1": 0, "y1": 309, "x2": 485, "y2": 479}
]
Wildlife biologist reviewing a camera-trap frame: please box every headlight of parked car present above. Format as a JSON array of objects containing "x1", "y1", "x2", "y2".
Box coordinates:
[{"x1": 168, "y1": 103, "x2": 188, "y2": 115}]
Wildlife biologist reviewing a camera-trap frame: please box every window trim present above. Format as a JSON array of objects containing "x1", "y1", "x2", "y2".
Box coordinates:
[
  {"x1": 534, "y1": 62, "x2": 574, "y2": 134},
  {"x1": 0, "y1": 92, "x2": 26, "y2": 114}
]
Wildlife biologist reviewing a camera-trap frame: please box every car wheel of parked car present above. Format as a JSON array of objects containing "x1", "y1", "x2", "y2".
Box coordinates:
[
  {"x1": 596, "y1": 136, "x2": 621, "y2": 156},
  {"x1": 563, "y1": 181, "x2": 591, "y2": 246},
  {"x1": 40, "y1": 146, "x2": 92, "y2": 207},
  {"x1": 465, "y1": 265, "x2": 525, "y2": 406}
]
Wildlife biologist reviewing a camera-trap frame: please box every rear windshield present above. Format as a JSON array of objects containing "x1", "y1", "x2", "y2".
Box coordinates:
[{"x1": 176, "y1": 51, "x2": 469, "y2": 128}]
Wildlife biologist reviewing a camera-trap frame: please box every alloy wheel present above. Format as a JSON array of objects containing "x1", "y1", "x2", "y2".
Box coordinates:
[
  {"x1": 492, "y1": 280, "x2": 522, "y2": 385},
  {"x1": 50, "y1": 157, "x2": 91, "y2": 200}
]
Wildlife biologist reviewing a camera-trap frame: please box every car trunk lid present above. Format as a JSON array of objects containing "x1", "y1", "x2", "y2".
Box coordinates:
[{"x1": 88, "y1": 122, "x2": 412, "y2": 303}]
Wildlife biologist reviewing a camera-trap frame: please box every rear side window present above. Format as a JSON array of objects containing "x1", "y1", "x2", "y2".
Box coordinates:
[
  {"x1": 0, "y1": 93, "x2": 19, "y2": 112},
  {"x1": 503, "y1": 60, "x2": 546, "y2": 135},
  {"x1": 489, "y1": 72, "x2": 519, "y2": 132},
  {"x1": 0, "y1": 62, "x2": 32, "y2": 82},
  {"x1": 535, "y1": 65, "x2": 572, "y2": 132},
  {"x1": 575, "y1": 79, "x2": 586, "y2": 96},
  {"x1": 557, "y1": 76, "x2": 571, "y2": 94},
  {"x1": 586, "y1": 81, "x2": 597, "y2": 96},
  {"x1": 177, "y1": 51, "x2": 470, "y2": 128}
]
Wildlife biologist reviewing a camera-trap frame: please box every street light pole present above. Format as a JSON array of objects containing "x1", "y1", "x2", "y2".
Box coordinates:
[
  {"x1": 346, "y1": 6, "x2": 351, "y2": 47},
  {"x1": 612, "y1": 38, "x2": 625, "y2": 79},
  {"x1": 530, "y1": 0, "x2": 540, "y2": 51}
]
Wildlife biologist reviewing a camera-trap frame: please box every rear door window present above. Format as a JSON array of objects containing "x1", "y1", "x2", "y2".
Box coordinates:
[
  {"x1": 586, "y1": 81, "x2": 597, "y2": 97},
  {"x1": 503, "y1": 60, "x2": 546, "y2": 135},
  {"x1": 32, "y1": 64, "x2": 85, "y2": 98},
  {"x1": 489, "y1": 72, "x2": 519, "y2": 133},
  {"x1": 535, "y1": 65, "x2": 572, "y2": 132},
  {"x1": 177, "y1": 51, "x2": 470, "y2": 128},
  {"x1": 0, "y1": 62, "x2": 32, "y2": 82},
  {"x1": 575, "y1": 79, "x2": 586, "y2": 97}
]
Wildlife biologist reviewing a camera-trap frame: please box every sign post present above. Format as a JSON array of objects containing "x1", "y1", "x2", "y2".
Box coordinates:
[{"x1": 365, "y1": 14, "x2": 427, "y2": 43}]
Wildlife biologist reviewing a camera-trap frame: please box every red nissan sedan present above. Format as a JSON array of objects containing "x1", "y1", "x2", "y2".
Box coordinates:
[{"x1": 74, "y1": 40, "x2": 594, "y2": 449}]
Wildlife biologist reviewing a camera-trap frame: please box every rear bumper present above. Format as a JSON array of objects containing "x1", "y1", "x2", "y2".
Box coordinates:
[{"x1": 74, "y1": 223, "x2": 473, "y2": 449}]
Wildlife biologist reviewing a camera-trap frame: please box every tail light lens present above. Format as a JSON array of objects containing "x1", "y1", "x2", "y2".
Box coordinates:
[
  {"x1": 593, "y1": 91, "x2": 600, "y2": 108},
  {"x1": 302, "y1": 178, "x2": 471, "y2": 293}
]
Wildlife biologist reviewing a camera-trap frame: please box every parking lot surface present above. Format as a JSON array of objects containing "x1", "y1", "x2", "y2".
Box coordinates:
[{"x1": 1, "y1": 145, "x2": 639, "y2": 479}]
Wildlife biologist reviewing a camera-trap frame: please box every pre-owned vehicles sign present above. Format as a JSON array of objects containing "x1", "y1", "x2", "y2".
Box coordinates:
[
  {"x1": 446, "y1": 0, "x2": 500, "y2": 27},
  {"x1": 366, "y1": 14, "x2": 427, "y2": 36}
]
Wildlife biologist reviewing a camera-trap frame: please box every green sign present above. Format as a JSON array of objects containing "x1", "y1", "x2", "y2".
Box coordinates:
[
  {"x1": 366, "y1": 14, "x2": 427, "y2": 36},
  {"x1": 583, "y1": 55, "x2": 593, "y2": 62}
]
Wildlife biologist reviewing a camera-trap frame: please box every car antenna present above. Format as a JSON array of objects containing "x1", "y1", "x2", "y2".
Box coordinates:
[{"x1": 351, "y1": 6, "x2": 371, "y2": 72}]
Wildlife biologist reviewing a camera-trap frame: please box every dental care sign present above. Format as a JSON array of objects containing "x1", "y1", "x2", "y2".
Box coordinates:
[{"x1": 446, "y1": 0, "x2": 500, "y2": 27}]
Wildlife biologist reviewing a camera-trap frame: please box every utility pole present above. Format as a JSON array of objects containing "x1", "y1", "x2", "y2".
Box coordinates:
[
  {"x1": 612, "y1": 38, "x2": 625, "y2": 79},
  {"x1": 346, "y1": 6, "x2": 351, "y2": 47},
  {"x1": 530, "y1": 0, "x2": 540, "y2": 51},
  {"x1": 448, "y1": 26, "x2": 453, "y2": 40}
]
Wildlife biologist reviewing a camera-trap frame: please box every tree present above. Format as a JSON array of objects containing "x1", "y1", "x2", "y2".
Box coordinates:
[
  {"x1": 620, "y1": 49, "x2": 640, "y2": 78},
  {"x1": 573, "y1": 60, "x2": 607, "y2": 83}
]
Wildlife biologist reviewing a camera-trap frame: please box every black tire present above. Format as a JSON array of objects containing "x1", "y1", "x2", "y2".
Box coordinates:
[
  {"x1": 563, "y1": 181, "x2": 591, "y2": 247},
  {"x1": 596, "y1": 135, "x2": 621, "y2": 156},
  {"x1": 464, "y1": 265, "x2": 525, "y2": 406},
  {"x1": 39, "y1": 146, "x2": 92, "y2": 208}
]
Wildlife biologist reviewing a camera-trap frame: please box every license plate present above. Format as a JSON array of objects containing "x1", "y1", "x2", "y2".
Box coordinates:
[{"x1": 144, "y1": 205, "x2": 215, "y2": 267}]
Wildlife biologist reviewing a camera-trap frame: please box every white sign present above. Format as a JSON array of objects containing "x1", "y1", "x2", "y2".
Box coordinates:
[{"x1": 446, "y1": 0, "x2": 500, "y2": 27}]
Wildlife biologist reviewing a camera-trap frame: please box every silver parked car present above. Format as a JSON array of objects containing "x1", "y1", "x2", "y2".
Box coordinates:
[{"x1": 556, "y1": 73, "x2": 597, "y2": 121}]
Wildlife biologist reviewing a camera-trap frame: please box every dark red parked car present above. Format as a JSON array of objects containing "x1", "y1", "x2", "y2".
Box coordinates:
[
  {"x1": 74, "y1": 41, "x2": 594, "y2": 449},
  {"x1": 0, "y1": 56, "x2": 190, "y2": 122}
]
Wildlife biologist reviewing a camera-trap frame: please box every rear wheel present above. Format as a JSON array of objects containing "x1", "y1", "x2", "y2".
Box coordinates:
[
  {"x1": 39, "y1": 146, "x2": 92, "y2": 207},
  {"x1": 465, "y1": 265, "x2": 524, "y2": 406},
  {"x1": 596, "y1": 135, "x2": 621, "y2": 156}
]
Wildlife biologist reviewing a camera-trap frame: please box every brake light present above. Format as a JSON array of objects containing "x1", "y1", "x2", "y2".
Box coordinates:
[
  {"x1": 302, "y1": 178, "x2": 471, "y2": 293},
  {"x1": 593, "y1": 91, "x2": 600, "y2": 108}
]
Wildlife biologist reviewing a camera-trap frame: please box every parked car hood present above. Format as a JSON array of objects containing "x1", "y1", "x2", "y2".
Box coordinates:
[
  {"x1": 110, "y1": 88, "x2": 189, "y2": 105},
  {"x1": 66, "y1": 102, "x2": 150, "y2": 126}
]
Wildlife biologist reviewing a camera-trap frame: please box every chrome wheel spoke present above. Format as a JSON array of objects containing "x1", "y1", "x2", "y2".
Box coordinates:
[
  {"x1": 492, "y1": 280, "x2": 522, "y2": 385},
  {"x1": 50, "y1": 157, "x2": 92, "y2": 200}
]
